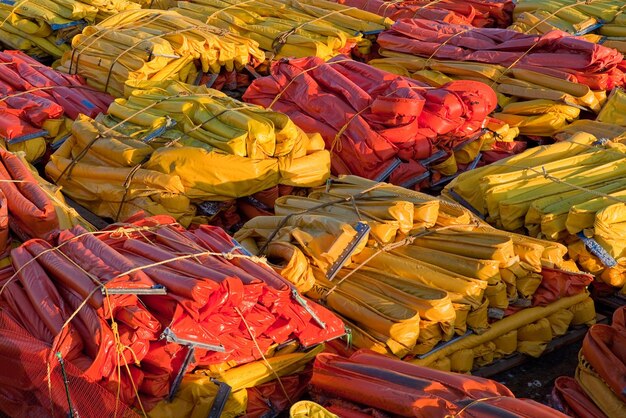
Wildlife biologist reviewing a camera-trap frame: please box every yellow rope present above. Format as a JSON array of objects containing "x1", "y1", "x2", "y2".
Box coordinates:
[
  {"x1": 444, "y1": 396, "x2": 506, "y2": 417},
  {"x1": 234, "y1": 306, "x2": 293, "y2": 405}
]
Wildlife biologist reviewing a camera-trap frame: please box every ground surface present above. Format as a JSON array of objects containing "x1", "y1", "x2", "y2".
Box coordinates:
[{"x1": 491, "y1": 339, "x2": 582, "y2": 405}]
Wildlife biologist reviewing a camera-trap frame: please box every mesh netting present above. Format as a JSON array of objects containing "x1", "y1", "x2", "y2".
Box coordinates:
[{"x1": 0, "y1": 311, "x2": 140, "y2": 418}]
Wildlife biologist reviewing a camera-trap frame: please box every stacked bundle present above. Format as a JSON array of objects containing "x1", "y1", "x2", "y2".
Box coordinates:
[
  {"x1": 244, "y1": 56, "x2": 497, "y2": 188},
  {"x1": 0, "y1": 0, "x2": 141, "y2": 59},
  {"x1": 234, "y1": 175, "x2": 596, "y2": 373},
  {"x1": 46, "y1": 80, "x2": 331, "y2": 226},
  {"x1": 334, "y1": 0, "x2": 515, "y2": 27},
  {"x1": 308, "y1": 350, "x2": 568, "y2": 417},
  {"x1": 509, "y1": 0, "x2": 623, "y2": 35},
  {"x1": 0, "y1": 214, "x2": 344, "y2": 416},
  {"x1": 170, "y1": 0, "x2": 392, "y2": 60},
  {"x1": 0, "y1": 147, "x2": 90, "y2": 254},
  {"x1": 508, "y1": 0, "x2": 626, "y2": 54},
  {"x1": 374, "y1": 19, "x2": 625, "y2": 136},
  {"x1": 0, "y1": 50, "x2": 112, "y2": 161},
  {"x1": 552, "y1": 307, "x2": 626, "y2": 418},
  {"x1": 55, "y1": 9, "x2": 265, "y2": 97},
  {"x1": 444, "y1": 132, "x2": 626, "y2": 292}
]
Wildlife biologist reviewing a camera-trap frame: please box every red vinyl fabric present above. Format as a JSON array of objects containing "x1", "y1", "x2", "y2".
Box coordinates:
[
  {"x1": 335, "y1": 0, "x2": 514, "y2": 27},
  {"x1": 0, "y1": 148, "x2": 59, "y2": 241},
  {"x1": 552, "y1": 376, "x2": 608, "y2": 418},
  {"x1": 582, "y1": 324, "x2": 626, "y2": 404},
  {"x1": 378, "y1": 20, "x2": 625, "y2": 90},
  {"x1": 244, "y1": 56, "x2": 496, "y2": 183},
  {"x1": 0, "y1": 50, "x2": 112, "y2": 143},
  {"x1": 0, "y1": 215, "x2": 344, "y2": 412},
  {"x1": 310, "y1": 350, "x2": 569, "y2": 417},
  {"x1": 532, "y1": 268, "x2": 594, "y2": 307}
]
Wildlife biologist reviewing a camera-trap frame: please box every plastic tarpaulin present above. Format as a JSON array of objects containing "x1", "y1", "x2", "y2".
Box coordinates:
[
  {"x1": 377, "y1": 19, "x2": 625, "y2": 91},
  {"x1": 171, "y1": 0, "x2": 392, "y2": 60},
  {"x1": 334, "y1": 0, "x2": 514, "y2": 27},
  {"x1": 244, "y1": 56, "x2": 496, "y2": 185},
  {"x1": 0, "y1": 214, "x2": 344, "y2": 413},
  {"x1": 56, "y1": 9, "x2": 265, "y2": 97},
  {"x1": 310, "y1": 350, "x2": 569, "y2": 417}
]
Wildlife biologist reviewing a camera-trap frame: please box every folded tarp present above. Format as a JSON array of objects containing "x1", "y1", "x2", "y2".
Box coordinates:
[
  {"x1": 334, "y1": 0, "x2": 514, "y2": 27},
  {"x1": 0, "y1": 214, "x2": 344, "y2": 413},
  {"x1": 0, "y1": 50, "x2": 112, "y2": 160},
  {"x1": 310, "y1": 350, "x2": 569, "y2": 417},
  {"x1": 46, "y1": 80, "x2": 331, "y2": 225},
  {"x1": 171, "y1": 0, "x2": 392, "y2": 60},
  {"x1": 377, "y1": 19, "x2": 625, "y2": 91},
  {"x1": 244, "y1": 56, "x2": 496, "y2": 185}
]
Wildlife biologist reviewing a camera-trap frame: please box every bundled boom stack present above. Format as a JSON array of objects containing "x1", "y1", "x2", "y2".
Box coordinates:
[
  {"x1": 0, "y1": 214, "x2": 344, "y2": 416},
  {"x1": 235, "y1": 175, "x2": 596, "y2": 373},
  {"x1": 244, "y1": 56, "x2": 497, "y2": 188},
  {"x1": 45, "y1": 80, "x2": 331, "y2": 226},
  {"x1": 170, "y1": 0, "x2": 392, "y2": 60},
  {"x1": 55, "y1": 9, "x2": 265, "y2": 97},
  {"x1": 0, "y1": 50, "x2": 112, "y2": 161},
  {"x1": 0, "y1": 0, "x2": 142, "y2": 59},
  {"x1": 445, "y1": 132, "x2": 626, "y2": 293}
]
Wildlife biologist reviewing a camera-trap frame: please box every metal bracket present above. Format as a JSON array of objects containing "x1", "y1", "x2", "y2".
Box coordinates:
[
  {"x1": 416, "y1": 331, "x2": 472, "y2": 359},
  {"x1": 102, "y1": 284, "x2": 167, "y2": 295},
  {"x1": 160, "y1": 327, "x2": 226, "y2": 352},
  {"x1": 207, "y1": 378, "x2": 232, "y2": 418},
  {"x1": 577, "y1": 232, "x2": 617, "y2": 268},
  {"x1": 167, "y1": 345, "x2": 195, "y2": 402},
  {"x1": 374, "y1": 158, "x2": 403, "y2": 182},
  {"x1": 292, "y1": 289, "x2": 326, "y2": 330},
  {"x1": 326, "y1": 222, "x2": 371, "y2": 282}
]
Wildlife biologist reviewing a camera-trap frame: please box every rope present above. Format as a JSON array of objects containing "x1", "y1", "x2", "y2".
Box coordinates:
[
  {"x1": 412, "y1": 0, "x2": 447, "y2": 19},
  {"x1": 270, "y1": 7, "x2": 357, "y2": 57},
  {"x1": 257, "y1": 183, "x2": 384, "y2": 255},
  {"x1": 425, "y1": 28, "x2": 472, "y2": 68},
  {"x1": 323, "y1": 222, "x2": 480, "y2": 298},
  {"x1": 0, "y1": 84, "x2": 104, "y2": 104},
  {"x1": 204, "y1": 0, "x2": 258, "y2": 25},
  {"x1": 109, "y1": 249, "x2": 266, "y2": 280},
  {"x1": 444, "y1": 396, "x2": 506, "y2": 417},
  {"x1": 501, "y1": 162, "x2": 626, "y2": 204},
  {"x1": 234, "y1": 307, "x2": 293, "y2": 405},
  {"x1": 267, "y1": 58, "x2": 354, "y2": 109},
  {"x1": 522, "y1": 0, "x2": 602, "y2": 35},
  {"x1": 115, "y1": 164, "x2": 142, "y2": 222}
]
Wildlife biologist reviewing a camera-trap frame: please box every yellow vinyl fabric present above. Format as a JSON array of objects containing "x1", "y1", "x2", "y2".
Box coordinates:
[
  {"x1": 170, "y1": 0, "x2": 393, "y2": 60},
  {"x1": 0, "y1": 0, "x2": 141, "y2": 59},
  {"x1": 150, "y1": 346, "x2": 323, "y2": 418},
  {"x1": 46, "y1": 80, "x2": 330, "y2": 225},
  {"x1": 597, "y1": 88, "x2": 626, "y2": 127},
  {"x1": 55, "y1": 9, "x2": 265, "y2": 97},
  {"x1": 445, "y1": 132, "x2": 626, "y2": 289},
  {"x1": 236, "y1": 175, "x2": 591, "y2": 370},
  {"x1": 494, "y1": 100, "x2": 581, "y2": 137},
  {"x1": 369, "y1": 52, "x2": 603, "y2": 112},
  {"x1": 508, "y1": 1, "x2": 626, "y2": 55},
  {"x1": 290, "y1": 401, "x2": 338, "y2": 418}
]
